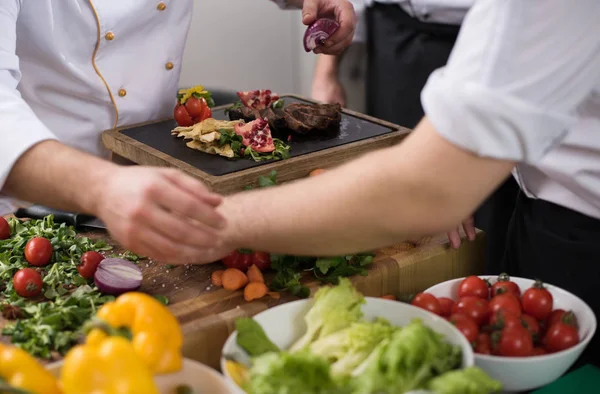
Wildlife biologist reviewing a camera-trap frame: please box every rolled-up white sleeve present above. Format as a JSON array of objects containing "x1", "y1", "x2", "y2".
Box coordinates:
[
  {"x1": 0, "y1": 0, "x2": 57, "y2": 190},
  {"x1": 421, "y1": 0, "x2": 600, "y2": 164}
]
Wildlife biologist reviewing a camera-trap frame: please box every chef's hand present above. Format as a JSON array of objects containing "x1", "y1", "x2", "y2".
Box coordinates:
[
  {"x1": 447, "y1": 216, "x2": 476, "y2": 249},
  {"x1": 302, "y1": 0, "x2": 356, "y2": 55},
  {"x1": 96, "y1": 166, "x2": 231, "y2": 264}
]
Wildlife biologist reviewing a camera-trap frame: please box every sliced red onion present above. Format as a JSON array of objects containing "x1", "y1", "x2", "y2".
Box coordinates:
[
  {"x1": 303, "y1": 18, "x2": 340, "y2": 52},
  {"x1": 94, "y1": 258, "x2": 142, "y2": 295}
]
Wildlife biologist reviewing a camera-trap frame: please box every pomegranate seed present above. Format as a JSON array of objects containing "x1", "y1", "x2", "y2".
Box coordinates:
[{"x1": 287, "y1": 135, "x2": 292, "y2": 142}]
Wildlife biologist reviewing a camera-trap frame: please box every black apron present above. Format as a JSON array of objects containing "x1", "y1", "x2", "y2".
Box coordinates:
[
  {"x1": 504, "y1": 192, "x2": 600, "y2": 367},
  {"x1": 365, "y1": 3, "x2": 519, "y2": 273}
]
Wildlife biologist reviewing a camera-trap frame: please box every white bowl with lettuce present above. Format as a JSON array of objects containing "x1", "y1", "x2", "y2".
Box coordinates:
[{"x1": 220, "y1": 279, "x2": 503, "y2": 394}]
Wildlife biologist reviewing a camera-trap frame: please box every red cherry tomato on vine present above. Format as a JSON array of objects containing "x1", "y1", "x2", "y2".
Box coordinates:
[
  {"x1": 474, "y1": 332, "x2": 492, "y2": 355},
  {"x1": 24, "y1": 237, "x2": 53, "y2": 267},
  {"x1": 174, "y1": 104, "x2": 194, "y2": 126},
  {"x1": 521, "y1": 314, "x2": 541, "y2": 341},
  {"x1": 13, "y1": 268, "x2": 43, "y2": 298},
  {"x1": 489, "y1": 293, "x2": 522, "y2": 318},
  {"x1": 543, "y1": 321, "x2": 579, "y2": 353},
  {"x1": 438, "y1": 297, "x2": 455, "y2": 317},
  {"x1": 458, "y1": 276, "x2": 489, "y2": 299},
  {"x1": 493, "y1": 327, "x2": 534, "y2": 357},
  {"x1": 411, "y1": 293, "x2": 442, "y2": 316},
  {"x1": 0, "y1": 217, "x2": 10, "y2": 240},
  {"x1": 522, "y1": 280, "x2": 553, "y2": 321},
  {"x1": 449, "y1": 313, "x2": 479, "y2": 343},
  {"x1": 452, "y1": 296, "x2": 489, "y2": 326},
  {"x1": 490, "y1": 273, "x2": 521, "y2": 298},
  {"x1": 77, "y1": 251, "x2": 105, "y2": 279}
]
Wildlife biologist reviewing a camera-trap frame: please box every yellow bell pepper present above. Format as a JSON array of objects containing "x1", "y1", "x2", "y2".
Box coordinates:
[
  {"x1": 60, "y1": 336, "x2": 158, "y2": 394},
  {"x1": 86, "y1": 292, "x2": 183, "y2": 374},
  {"x1": 0, "y1": 343, "x2": 62, "y2": 394}
]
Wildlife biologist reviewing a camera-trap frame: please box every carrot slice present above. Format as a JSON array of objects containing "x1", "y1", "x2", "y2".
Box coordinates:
[
  {"x1": 222, "y1": 268, "x2": 249, "y2": 291},
  {"x1": 244, "y1": 282, "x2": 269, "y2": 302},
  {"x1": 211, "y1": 270, "x2": 224, "y2": 287},
  {"x1": 247, "y1": 264, "x2": 265, "y2": 283},
  {"x1": 381, "y1": 294, "x2": 396, "y2": 300}
]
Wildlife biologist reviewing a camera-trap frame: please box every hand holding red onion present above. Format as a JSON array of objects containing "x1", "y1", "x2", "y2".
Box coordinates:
[{"x1": 303, "y1": 18, "x2": 340, "y2": 52}]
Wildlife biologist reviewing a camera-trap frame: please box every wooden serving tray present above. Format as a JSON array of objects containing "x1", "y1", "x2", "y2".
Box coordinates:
[{"x1": 102, "y1": 95, "x2": 409, "y2": 194}]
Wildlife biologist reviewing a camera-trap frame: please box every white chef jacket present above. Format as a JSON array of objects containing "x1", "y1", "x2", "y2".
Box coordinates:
[
  {"x1": 421, "y1": 0, "x2": 600, "y2": 220},
  {"x1": 350, "y1": 0, "x2": 474, "y2": 43},
  {"x1": 0, "y1": 0, "x2": 289, "y2": 215}
]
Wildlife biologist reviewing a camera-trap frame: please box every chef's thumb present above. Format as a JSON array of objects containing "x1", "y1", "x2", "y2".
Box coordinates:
[{"x1": 302, "y1": 0, "x2": 318, "y2": 25}]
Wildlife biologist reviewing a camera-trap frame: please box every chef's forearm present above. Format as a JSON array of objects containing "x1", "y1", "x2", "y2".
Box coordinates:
[
  {"x1": 314, "y1": 53, "x2": 346, "y2": 79},
  {"x1": 220, "y1": 118, "x2": 515, "y2": 255},
  {"x1": 3, "y1": 140, "x2": 116, "y2": 214}
]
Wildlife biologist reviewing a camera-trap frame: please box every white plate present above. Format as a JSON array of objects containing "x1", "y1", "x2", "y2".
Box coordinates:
[
  {"x1": 426, "y1": 276, "x2": 597, "y2": 393},
  {"x1": 47, "y1": 358, "x2": 236, "y2": 394},
  {"x1": 220, "y1": 297, "x2": 475, "y2": 392}
]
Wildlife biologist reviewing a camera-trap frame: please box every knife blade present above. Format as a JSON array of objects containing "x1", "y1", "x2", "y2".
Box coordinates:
[{"x1": 14, "y1": 205, "x2": 107, "y2": 230}]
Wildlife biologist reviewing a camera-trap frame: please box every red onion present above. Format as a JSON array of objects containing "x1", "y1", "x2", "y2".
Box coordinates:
[
  {"x1": 94, "y1": 258, "x2": 143, "y2": 295},
  {"x1": 303, "y1": 18, "x2": 340, "y2": 52}
]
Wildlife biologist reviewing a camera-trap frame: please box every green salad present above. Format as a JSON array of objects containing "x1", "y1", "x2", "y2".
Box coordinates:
[{"x1": 230, "y1": 279, "x2": 502, "y2": 394}]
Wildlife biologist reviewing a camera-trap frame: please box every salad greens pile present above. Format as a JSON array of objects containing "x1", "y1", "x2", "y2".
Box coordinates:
[
  {"x1": 245, "y1": 171, "x2": 375, "y2": 298},
  {"x1": 0, "y1": 216, "x2": 139, "y2": 359},
  {"x1": 233, "y1": 279, "x2": 503, "y2": 394}
]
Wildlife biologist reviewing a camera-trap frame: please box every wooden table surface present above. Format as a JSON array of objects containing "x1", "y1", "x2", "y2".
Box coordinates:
[{"x1": 0, "y1": 218, "x2": 486, "y2": 369}]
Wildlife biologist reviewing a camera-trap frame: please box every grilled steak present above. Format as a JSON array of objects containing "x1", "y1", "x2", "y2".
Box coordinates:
[{"x1": 232, "y1": 102, "x2": 342, "y2": 135}]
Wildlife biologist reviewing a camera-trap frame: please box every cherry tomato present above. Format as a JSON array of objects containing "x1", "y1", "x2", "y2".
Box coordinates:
[
  {"x1": 522, "y1": 280, "x2": 553, "y2": 321},
  {"x1": 449, "y1": 313, "x2": 479, "y2": 343},
  {"x1": 521, "y1": 314, "x2": 541, "y2": 341},
  {"x1": 458, "y1": 276, "x2": 489, "y2": 300},
  {"x1": 489, "y1": 293, "x2": 522, "y2": 318},
  {"x1": 438, "y1": 297, "x2": 455, "y2": 317},
  {"x1": 493, "y1": 327, "x2": 534, "y2": 357},
  {"x1": 547, "y1": 309, "x2": 567, "y2": 328},
  {"x1": 452, "y1": 296, "x2": 489, "y2": 326},
  {"x1": 77, "y1": 251, "x2": 105, "y2": 279},
  {"x1": 184, "y1": 96, "x2": 205, "y2": 118},
  {"x1": 222, "y1": 250, "x2": 253, "y2": 272},
  {"x1": 252, "y1": 252, "x2": 271, "y2": 271},
  {"x1": 174, "y1": 104, "x2": 194, "y2": 126},
  {"x1": 411, "y1": 293, "x2": 442, "y2": 316},
  {"x1": 24, "y1": 237, "x2": 53, "y2": 267},
  {"x1": 474, "y1": 332, "x2": 492, "y2": 355},
  {"x1": 13, "y1": 268, "x2": 43, "y2": 298},
  {"x1": 0, "y1": 217, "x2": 10, "y2": 240},
  {"x1": 543, "y1": 321, "x2": 579, "y2": 353},
  {"x1": 489, "y1": 310, "x2": 521, "y2": 332},
  {"x1": 490, "y1": 273, "x2": 521, "y2": 298},
  {"x1": 532, "y1": 347, "x2": 547, "y2": 356}
]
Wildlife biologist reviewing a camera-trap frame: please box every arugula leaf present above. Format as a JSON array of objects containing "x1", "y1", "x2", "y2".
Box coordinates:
[
  {"x1": 2, "y1": 285, "x2": 115, "y2": 358},
  {"x1": 243, "y1": 138, "x2": 291, "y2": 163}
]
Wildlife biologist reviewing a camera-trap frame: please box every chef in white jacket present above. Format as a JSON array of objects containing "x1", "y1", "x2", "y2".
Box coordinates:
[
  {"x1": 0, "y1": 0, "x2": 356, "y2": 264},
  {"x1": 312, "y1": 0, "x2": 520, "y2": 274}
]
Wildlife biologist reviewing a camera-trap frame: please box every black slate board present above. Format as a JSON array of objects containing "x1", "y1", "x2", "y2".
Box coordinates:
[{"x1": 120, "y1": 96, "x2": 395, "y2": 176}]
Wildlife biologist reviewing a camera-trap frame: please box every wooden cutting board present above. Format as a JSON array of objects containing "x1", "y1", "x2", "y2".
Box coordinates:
[
  {"x1": 102, "y1": 95, "x2": 409, "y2": 195},
  {"x1": 0, "y1": 224, "x2": 485, "y2": 368}
]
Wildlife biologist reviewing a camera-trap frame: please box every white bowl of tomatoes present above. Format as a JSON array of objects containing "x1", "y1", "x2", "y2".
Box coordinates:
[{"x1": 414, "y1": 274, "x2": 597, "y2": 392}]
